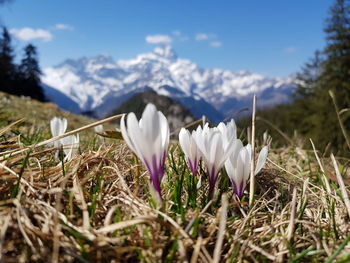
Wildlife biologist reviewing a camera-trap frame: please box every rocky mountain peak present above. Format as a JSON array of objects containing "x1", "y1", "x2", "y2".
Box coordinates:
[{"x1": 153, "y1": 45, "x2": 178, "y2": 61}]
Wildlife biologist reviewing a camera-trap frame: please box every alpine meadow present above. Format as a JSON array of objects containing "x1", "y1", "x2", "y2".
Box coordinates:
[{"x1": 0, "y1": 0, "x2": 350, "y2": 262}]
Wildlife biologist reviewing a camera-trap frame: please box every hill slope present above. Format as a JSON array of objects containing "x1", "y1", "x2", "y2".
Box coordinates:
[
  {"x1": 109, "y1": 89, "x2": 195, "y2": 130},
  {"x1": 0, "y1": 91, "x2": 96, "y2": 134}
]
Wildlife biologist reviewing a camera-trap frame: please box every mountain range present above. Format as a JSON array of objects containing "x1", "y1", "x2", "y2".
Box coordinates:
[{"x1": 42, "y1": 45, "x2": 295, "y2": 122}]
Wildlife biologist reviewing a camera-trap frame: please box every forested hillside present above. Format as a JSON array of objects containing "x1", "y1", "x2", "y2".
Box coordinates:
[{"x1": 239, "y1": 0, "x2": 350, "y2": 156}]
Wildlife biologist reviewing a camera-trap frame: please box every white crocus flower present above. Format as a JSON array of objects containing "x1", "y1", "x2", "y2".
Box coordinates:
[
  {"x1": 50, "y1": 117, "x2": 67, "y2": 148},
  {"x1": 121, "y1": 103, "x2": 170, "y2": 199},
  {"x1": 94, "y1": 124, "x2": 103, "y2": 133},
  {"x1": 194, "y1": 123, "x2": 235, "y2": 199},
  {"x1": 50, "y1": 117, "x2": 80, "y2": 161},
  {"x1": 225, "y1": 144, "x2": 268, "y2": 199},
  {"x1": 179, "y1": 127, "x2": 201, "y2": 177},
  {"x1": 61, "y1": 134, "x2": 80, "y2": 161}
]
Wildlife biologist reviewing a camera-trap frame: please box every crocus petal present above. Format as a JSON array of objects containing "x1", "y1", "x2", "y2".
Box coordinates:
[
  {"x1": 61, "y1": 134, "x2": 79, "y2": 161},
  {"x1": 224, "y1": 157, "x2": 234, "y2": 181},
  {"x1": 141, "y1": 108, "x2": 163, "y2": 164},
  {"x1": 50, "y1": 117, "x2": 67, "y2": 138},
  {"x1": 127, "y1": 112, "x2": 151, "y2": 162},
  {"x1": 61, "y1": 118, "x2": 67, "y2": 135},
  {"x1": 224, "y1": 139, "x2": 243, "y2": 183},
  {"x1": 230, "y1": 139, "x2": 244, "y2": 164},
  {"x1": 191, "y1": 129, "x2": 202, "y2": 159},
  {"x1": 50, "y1": 117, "x2": 68, "y2": 148},
  {"x1": 233, "y1": 154, "x2": 245, "y2": 198},
  {"x1": 193, "y1": 131, "x2": 207, "y2": 162},
  {"x1": 141, "y1": 104, "x2": 160, "y2": 143},
  {"x1": 240, "y1": 147, "x2": 251, "y2": 183},
  {"x1": 235, "y1": 154, "x2": 244, "y2": 186},
  {"x1": 179, "y1": 127, "x2": 201, "y2": 176},
  {"x1": 50, "y1": 118, "x2": 59, "y2": 138},
  {"x1": 245, "y1": 144, "x2": 252, "y2": 165},
  {"x1": 209, "y1": 132, "x2": 222, "y2": 169},
  {"x1": 179, "y1": 128, "x2": 191, "y2": 157},
  {"x1": 120, "y1": 114, "x2": 138, "y2": 155},
  {"x1": 159, "y1": 111, "x2": 170, "y2": 155},
  {"x1": 218, "y1": 137, "x2": 237, "y2": 169},
  {"x1": 217, "y1": 119, "x2": 237, "y2": 149},
  {"x1": 255, "y1": 146, "x2": 268, "y2": 175}
]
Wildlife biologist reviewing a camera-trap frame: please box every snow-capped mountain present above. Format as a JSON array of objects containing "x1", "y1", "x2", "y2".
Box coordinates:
[{"x1": 42, "y1": 45, "x2": 295, "y2": 122}]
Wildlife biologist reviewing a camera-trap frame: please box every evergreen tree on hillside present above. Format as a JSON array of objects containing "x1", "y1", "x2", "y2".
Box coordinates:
[
  {"x1": 295, "y1": 50, "x2": 324, "y2": 99},
  {"x1": 247, "y1": 0, "x2": 350, "y2": 155},
  {"x1": 322, "y1": 0, "x2": 350, "y2": 106},
  {"x1": 313, "y1": 0, "x2": 350, "y2": 153},
  {"x1": 286, "y1": 51, "x2": 325, "y2": 144},
  {"x1": 288, "y1": 0, "x2": 350, "y2": 154},
  {"x1": 18, "y1": 44, "x2": 45, "y2": 101},
  {"x1": 0, "y1": 27, "x2": 16, "y2": 94}
]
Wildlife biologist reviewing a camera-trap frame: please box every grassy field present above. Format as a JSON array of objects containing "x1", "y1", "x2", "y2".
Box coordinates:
[{"x1": 0, "y1": 93, "x2": 350, "y2": 262}]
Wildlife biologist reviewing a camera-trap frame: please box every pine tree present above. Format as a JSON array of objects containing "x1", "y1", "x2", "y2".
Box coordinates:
[
  {"x1": 323, "y1": 0, "x2": 350, "y2": 105},
  {"x1": 18, "y1": 44, "x2": 45, "y2": 101},
  {"x1": 295, "y1": 50, "x2": 324, "y2": 99},
  {"x1": 0, "y1": 27, "x2": 16, "y2": 94},
  {"x1": 314, "y1": 0, "x2": 350, "y2": 153}
]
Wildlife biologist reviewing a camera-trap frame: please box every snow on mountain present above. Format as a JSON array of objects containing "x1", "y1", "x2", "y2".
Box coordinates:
[{"x1": 42, "y1": 45, "x2": 295, "y2": 121}]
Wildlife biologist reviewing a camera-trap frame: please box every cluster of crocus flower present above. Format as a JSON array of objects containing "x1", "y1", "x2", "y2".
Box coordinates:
[
  {"x1": 50, "y1": 117, "x2": 80, "y2": 162},
  {"x1": 120, "y1": 103, "x2": 268, "y2": 201},
  {"x1": 180, "y1": 119, "x2": 268, "y2": 200}
]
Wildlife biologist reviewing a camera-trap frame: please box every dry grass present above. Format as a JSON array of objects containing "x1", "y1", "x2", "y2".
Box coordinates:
[
  {"x1": 1, "y1": 99, "x2": 350, "y2": 262},
  {"x1": 0, "y1": 92, "x2": 94, "y2": 132}
]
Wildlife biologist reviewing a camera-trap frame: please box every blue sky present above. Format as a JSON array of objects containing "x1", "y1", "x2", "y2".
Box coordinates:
[{"x1": 0, "y1": 0, "x2": 332, "y2": 77}]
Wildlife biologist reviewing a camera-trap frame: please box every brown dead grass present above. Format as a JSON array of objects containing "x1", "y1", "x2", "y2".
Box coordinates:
[
  {"x1": 0, "y1": 136, "x2": 349, "y2": 262},
  {"x1": 0, "y1": 95, "x2": 350, "y2": 262}
]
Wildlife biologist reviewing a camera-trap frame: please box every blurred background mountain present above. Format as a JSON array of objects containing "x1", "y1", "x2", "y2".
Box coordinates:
[{"x1": 109, "y1": 89, "x2": 195, "y2": 130}]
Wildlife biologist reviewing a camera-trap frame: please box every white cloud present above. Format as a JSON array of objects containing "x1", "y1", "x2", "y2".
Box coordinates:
[
  {"x1": 145, "y1": 34, "x2": 172, "y2": 44},
  {"x1": 172, "y1": 30, "x2": 181, "y2": 36},
  {"x1": 195, "y1": 33, "x2": 216, "y2": 41},
  {"x1": 10, "y1": 27, "x2": 52, "y2": 42},
  {"x1": 171, "y1": 30, "x2": 189, "y2": 42},
  {"x1": 210, "y1": 41, "x2": 222, "y2": 47},
  {"x1": 196, "y1": 33, "x2": 209, "y2": 41},
  {"x1": 54, "y1": 23, "x2": 74, "y2": 31},
  {"x1": 283, "y1": 46, "x2": 297, "y2": 54}
]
